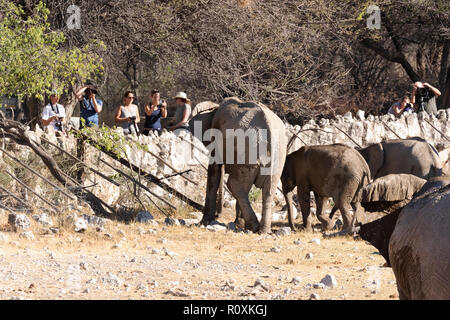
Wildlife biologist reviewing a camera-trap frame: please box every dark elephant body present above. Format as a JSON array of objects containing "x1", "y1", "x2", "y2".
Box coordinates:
[
  {"x1": 389, "y1": 183, "x2": 450, "y2": 300},
  {"x1": 358, "y1": 138, "x2": 442, "y2": 180},
  {"x1": 281, "y1": 144, "x2": 370, "y2": 232}
]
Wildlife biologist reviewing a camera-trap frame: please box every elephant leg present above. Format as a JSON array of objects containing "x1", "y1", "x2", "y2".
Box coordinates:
[
  {"x1": 315, "y1": 193, "x2": 334, "y2": 231},
  {"x1": 201, "y1": 163, "x2": 222, "y2": 226},
  {"x1": 259, "y1": 177, "x2": 277, "y2": 234},
  {"x1": 215, "y1": 164, "x2": 225, "y2": 218},
  {"x1": 234, "y1": 203, "x2": 245, "y2": 229},
  {"x1": 284, "y1": 190, "x2": 297, "y2": 231},
  {"x1": 338, "y1": 202, "x2": 355, "y2": 234},
  {"x1": 227, "y1": 175, "x2": 259, "y2": 233},
  {"x1": 298, "y1": 188, "x2": 313, "y2": 232}
]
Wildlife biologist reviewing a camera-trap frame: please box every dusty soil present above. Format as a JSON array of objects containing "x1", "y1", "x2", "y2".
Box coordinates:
[{"x1": 0, "y1": 208, "x2": 399, "y2": 300}]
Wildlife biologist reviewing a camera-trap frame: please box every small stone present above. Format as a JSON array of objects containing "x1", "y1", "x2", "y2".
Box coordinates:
[
  {"x1": 164, "y1": 217, "x2": 180, "y2": 226},
  {"x1": 293, "y1": 239, "x2": 302, "y2": 245},
  {"x1": 8, "y1": 214, "x2": 31, "y2": 232},
  {"x1": 313, "y1": 283, "x2": 326, "y2": 289},
  {"x1": 82, "y1": 288, "x2": 90, "y2": 294},
  {"x1": 270, "y1": 247, "x2": 281, "y2": 253},
  {"x1": 151, "y1": 248, "x2": 160, "y2": 255},
  {"x1": 305, "y1": 253, "x2": 314, "y2": 260},
  {"x1": 310, "y1": 293, "x2": 320, "y2": 300},
  {"x1": 283, "y1": 288, "x2": 293, "y2": 295},
  {"x1": 291, "y1": 277, "x2": 302, "y2": 285},
  {"x1": 50, "y1": 228, "x2": 59, "y2": 234},
  {"x1": 275, "y1": 227, "x2": 291, "y2": 237},
  {"x1": 165, "y1": 287, "x2": 189, "y2": 297},
  {"x1": 82, "y1": 214, "x2": 108, "y2": 228},
  {"x1": 320, "y1": 274, "x2": 338, "y2": 288},
  {"x1": 74, "y1": 218, "x2": 88, "y2": 233},
  {"x1": 136, "y1": 211, "x2": 154, "y2": 224},
  {"x1": 32, "y1": 214, "x2": 54, "y2": 227},
  {"x1": 309, "y1": 238, "x2": 321, "y2": 245},
  {"x1": 206, "y1": 223, "x2": 227, "y2": 232},
  {"x1": 79, "y1": 262, "x2": 88, "y2": 271}
]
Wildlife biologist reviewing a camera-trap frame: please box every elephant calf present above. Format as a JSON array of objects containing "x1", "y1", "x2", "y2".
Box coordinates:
[{"x1": 281, "y1": 144, "x2": 371, "y2": 233}]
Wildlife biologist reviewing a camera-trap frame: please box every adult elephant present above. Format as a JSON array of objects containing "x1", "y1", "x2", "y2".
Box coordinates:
[
  {"x1": 358, "y1": 137, "x2": 442, "y2": 180},
  {"x1": 189, "y1": 98, "x2": 287, "y2": 233},
  {"x1": 389, "y1": 180, "x2": 450, "y2": 300}
]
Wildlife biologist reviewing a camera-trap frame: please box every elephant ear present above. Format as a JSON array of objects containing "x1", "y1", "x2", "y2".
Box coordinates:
[
  {"x1": 360, "y1": 143, "x2": 384, "y2": 179},
  {"x1": 189, "y1": 101, "x2": 219, "y2": 120}
]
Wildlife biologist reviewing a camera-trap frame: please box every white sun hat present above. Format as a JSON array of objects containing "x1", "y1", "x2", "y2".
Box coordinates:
[{"x1": 175, "y1": 92, "x2": 188, "y2": 100}]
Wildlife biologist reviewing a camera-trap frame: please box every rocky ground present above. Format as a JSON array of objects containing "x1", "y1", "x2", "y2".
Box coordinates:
[{"x1": 0, "y1": 207, "x2": 399, "y2": 301}]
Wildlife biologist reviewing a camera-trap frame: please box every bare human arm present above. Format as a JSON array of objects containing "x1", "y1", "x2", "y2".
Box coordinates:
[
  {"x1": 170, "y1": 106, "x2": 191, "y2": 130},
  {"x1": 114, "y1": 106, "x2": 130, "y2": 124},
  {"x1": 423, "y1": 83, "x2": 441, "y2": 97}
]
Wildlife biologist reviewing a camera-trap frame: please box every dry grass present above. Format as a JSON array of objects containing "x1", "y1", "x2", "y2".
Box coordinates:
[{"x1": 0, "y1": 207, "x2": 398, "y2": 300}]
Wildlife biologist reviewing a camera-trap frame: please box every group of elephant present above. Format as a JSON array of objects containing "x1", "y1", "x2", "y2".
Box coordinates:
[{"x1": 188, "y1": 97, "x2": 449, "y2": 300}]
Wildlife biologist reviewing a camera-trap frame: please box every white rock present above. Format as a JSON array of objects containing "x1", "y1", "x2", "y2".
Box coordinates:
[
  {"x1": 270, "y1": 247, "x2": 281, "y2": 253},
  {"x1": 320, "y1": 274, "x2": 338, "y2": 288},
  {"x1": 8, "y1": 214, "x2": 31, "y2": 231},
  {"x1": 74, "y1": 218, "x2": 88, "y2": 233},
  {"x1": 32, "y1": 214, "x2": 54, "y2": 227},
  {"x1": 309, "y1": 238, "x2": 321, "y2": 245},
  {"x1": 275, "y1": 227, "x2": 291, "y2": 236}
]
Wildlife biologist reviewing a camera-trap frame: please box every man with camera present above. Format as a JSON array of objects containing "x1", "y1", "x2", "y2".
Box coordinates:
[
  {"x1": 411, "y1": 81, "x2": 441, "y2": 116},
  {"x1": 41, "y1": 91, "x2": 66, "y2": 135},
  {"x1": 143, "y1": 89, "x2": 167, "y2": 136},
  {"x1": 75, "y1": 81, "x2": 103, "y2": 127}
]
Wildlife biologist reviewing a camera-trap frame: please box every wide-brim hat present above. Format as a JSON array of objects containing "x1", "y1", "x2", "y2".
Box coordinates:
[{"x1": 175, "y1": 92, "x2": 188, "y2": 100}]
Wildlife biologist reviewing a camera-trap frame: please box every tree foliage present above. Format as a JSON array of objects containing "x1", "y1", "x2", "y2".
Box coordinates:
[
  {"x1": 0, "y1": 0, "x2": 104, "y2": 100},
  {"x1": 4, "y1": 0, "x2": 450, "y2": 122}
]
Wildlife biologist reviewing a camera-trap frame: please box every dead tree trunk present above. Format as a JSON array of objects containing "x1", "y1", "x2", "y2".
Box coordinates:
[{"x1": 0, "y1": 116, "x2": 113, "y2": 216}]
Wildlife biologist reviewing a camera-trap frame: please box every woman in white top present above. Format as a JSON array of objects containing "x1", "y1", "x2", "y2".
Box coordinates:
[
  {"x1": 114, "y1": 91, "x2": 141, "y2": 134},
  {"x1": 41, "y1": 92, "x2": 66, "y2": 133}
]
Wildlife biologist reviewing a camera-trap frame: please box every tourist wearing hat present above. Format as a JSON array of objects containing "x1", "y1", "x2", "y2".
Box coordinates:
[
  {"x1": 169, "y1": 91, "x2": 191, "y2": 132},
  {"x1": 411, "y1": 81, "x2": 441, "y2": 115},
  {"x1": 143, "y1": 89, "x2": 167, "y2": 135},
  {"x1": 75, "y1": 82, "x2": 103, "y2": 127},
  {"x1": 41, "y1": 91, "x2": 66, "y2": 134}
]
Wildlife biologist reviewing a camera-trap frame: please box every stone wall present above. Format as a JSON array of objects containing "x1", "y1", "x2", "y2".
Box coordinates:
[
  {"x1": 9, "y1": 108, "x2": 449, "y2": 212},
  {"x1": 286, "y1": 109, "x2": 450, "y2": 154}
]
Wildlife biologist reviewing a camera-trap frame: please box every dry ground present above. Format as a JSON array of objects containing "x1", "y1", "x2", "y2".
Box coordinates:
[{"x1": 0, "y1": 208, "x2": 399, "y2": 300}]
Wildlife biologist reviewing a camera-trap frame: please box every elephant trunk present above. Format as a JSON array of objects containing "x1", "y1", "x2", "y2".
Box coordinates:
[{"x1": 284, "y1": 191, "x2": 296, "y2": 231}]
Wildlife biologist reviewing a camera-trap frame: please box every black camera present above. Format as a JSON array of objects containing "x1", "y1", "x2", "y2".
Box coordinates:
[
  {"x1": 129, "y1": 116, "x2": 137, "y2": 121},
  {"x1": 55, "y1": 120, "x2": 64, "y2": 131}
]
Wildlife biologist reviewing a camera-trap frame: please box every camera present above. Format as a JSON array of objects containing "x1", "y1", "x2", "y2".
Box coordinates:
[
  {"x1": 129, "y1": 116, "x2": 137, "y2": 121},
  {"x1": 415, "y1": 87, "x2": 429, "y2": 112}
]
